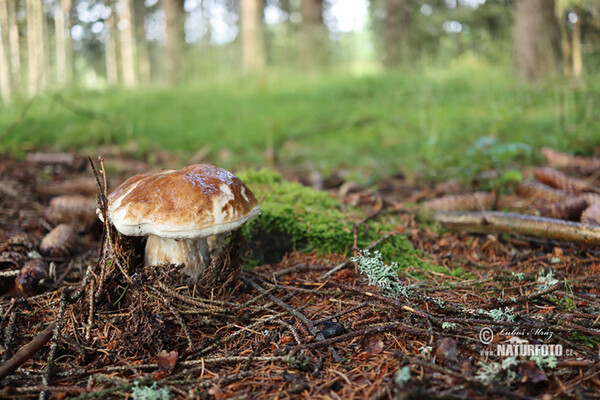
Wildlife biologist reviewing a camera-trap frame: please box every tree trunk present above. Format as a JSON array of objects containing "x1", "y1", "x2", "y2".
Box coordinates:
[
  {"x1": 6, "y1": 0, "x2": 21, "y2": 93},
  {"x1": 0, "y1": 0, "x2": 12, "y2": 102},
  {"x1": 26, "y1": 0, "x2": 40, "y2": 96},
  {"x1": 300, "y1": 0, "x2": 325, "y2": 70},
  {"x1": 105, "y1": 4, "x2": 119, "y2": 86},
  {"x1": 55, "y1": 0, "x2": 73, "y2": 86},
  {"x1": 241, "y1": 0, "x2": 266, "y2": 73},
  {"x1": 119, "y1": 0, "x2": 137, "y2": 87},
  {"x1": 162, "y1": 0, "x2": 185, "y2": 85},
  {"x1": 384, "y1": 0, "x2": 412, "y2": 67},
  {"x1": 558, "y1": 9, "x2": 571, "y2": 77},
  {"x1": 513, "y1": 0, "x2": 561, "y2": 81},
  {"x1": 133, "y1": 0, "x2": 150, "y2": 83},
  {"x1": 571, "y1": 6, "x2": 582, "y2": 79}
]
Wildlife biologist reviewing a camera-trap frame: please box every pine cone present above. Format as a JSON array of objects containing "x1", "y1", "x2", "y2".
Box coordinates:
[
  {"x1": 0, "y1": 234, "x2": 36, "y2": 269},
  {"x1": 542, "y1": 147, "x2": 600, "y2": 175},
  {"x1": 533, "y1": 167, "x2": 597, "y2": 194},
  {"x1": 581, "y1": 202, "x2": 600, "y2": 225},
  {"x1": 43, "y1": 195, "x2": 97, "y2": 226},
  {"x1": 515, "y1": 181, "x2": 569, "y2": 202},
  {"x1": 40, "y1": 224, "x2": 75, "y2": 258},
  {"x1": 537, "y1": 197, "x2": 588, "y2": 221},
  {"x1": 38, "y1": 177, "x2": 99, "y2": 197}
]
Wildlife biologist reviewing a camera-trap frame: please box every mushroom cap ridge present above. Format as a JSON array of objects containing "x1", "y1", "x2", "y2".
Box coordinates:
[{"x1": 103, "y1": 164, "x2": 259, "y2": 239}]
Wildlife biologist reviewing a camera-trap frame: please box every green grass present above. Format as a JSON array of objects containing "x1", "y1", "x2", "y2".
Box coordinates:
[{"x1": 2, "y1": 59, "x2": 599, "y2": 181}]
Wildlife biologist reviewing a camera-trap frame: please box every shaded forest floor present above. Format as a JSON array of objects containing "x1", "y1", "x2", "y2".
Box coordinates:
[{"x1": 0, "y1": 151, "x2": 599, "y2": 400}]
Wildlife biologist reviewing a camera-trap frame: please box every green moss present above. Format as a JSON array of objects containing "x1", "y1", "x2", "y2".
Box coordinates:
[{"x1": 237, "y1": 168, "x2": 436, "y2": 272}]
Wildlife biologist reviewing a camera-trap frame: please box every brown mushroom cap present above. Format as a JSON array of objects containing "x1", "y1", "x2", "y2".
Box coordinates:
[{"x1": 102, "y1": 164, "x2": 259, "y2": 239}]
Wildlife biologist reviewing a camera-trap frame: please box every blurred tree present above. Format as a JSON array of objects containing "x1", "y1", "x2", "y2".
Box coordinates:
[
  {"x1": 6, "y1": 0, "x2": 21, "y2": 93},
  {"x1": 54, "y1": 0, "x2": 73, "y2": 87},
  {"x1": 26, "y1": 0, "x2": 47, "y2": 96},
  {"x1": 300, "y1": 0, "x2": 326, "y2": 70},
  {"x1": 556, "y1": 0, "x2": 599, "y2": 78},
  {"x1": 162, "y1": 0, "x2": 185, "y2": 84},
  {"x1": 133, "y1": 0, "x2": 151, "y2": 82},
  {"x1": 513, "y1": 0, "x2": 561, "y2": 81},
  {"x1": 119, "y1": 0, "x2": 137, "y2": 86},
  {"x1": 384, "y1": 0, "x2": 412, "y2": 67},
  {"x1": 0, "y1": 0, "x2": 12, "y2": 102},
  {"x1": 241, "y1": 0, "x2": 266, "y2": 72},
  {"x1": 105, "y1": 0, "x2": 120, "y2": 85}
]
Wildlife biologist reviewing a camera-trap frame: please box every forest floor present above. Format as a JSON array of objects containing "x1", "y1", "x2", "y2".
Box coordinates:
[{"x1": 0, "y1": 150, "x2": 599, "y2": 400}]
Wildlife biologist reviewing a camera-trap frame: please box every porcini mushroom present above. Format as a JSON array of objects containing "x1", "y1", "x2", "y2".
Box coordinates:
[{"x1": 98, "y1": 164, "x2": 259, "y2": 281}]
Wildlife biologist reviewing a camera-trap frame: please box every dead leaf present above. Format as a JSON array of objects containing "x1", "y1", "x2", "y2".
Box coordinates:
[
  {"x1": 362, "y1": 334, "x2": 384, "y2": 355},
  {"x1": 157, "y1": 349, "x2": 178, "y2": 374},
  {"x1": 435, "y1": 337, "x2": 458, "y2": 366},
  {"x1": 519, "y1": 361, "x2": 547, "y2": 383}
]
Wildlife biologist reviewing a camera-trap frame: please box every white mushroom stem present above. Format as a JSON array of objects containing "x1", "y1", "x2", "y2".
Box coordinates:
[{"x1": 144, "y1": 235, "x2": 211, "y2": 282}]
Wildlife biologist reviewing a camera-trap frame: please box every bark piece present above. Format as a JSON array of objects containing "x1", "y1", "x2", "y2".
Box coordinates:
[
  {"x1": 424, "y1": 192, "x2": 495, "y2": 212},
  {"x1": 435, "y1": 211, "x2": 600, "y2": 246},
  {"x1": 40, "y1": 224, "x2": 75, "y2": 258}
]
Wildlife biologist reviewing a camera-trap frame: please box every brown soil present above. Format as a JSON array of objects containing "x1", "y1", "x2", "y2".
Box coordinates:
[{"x1": 0, "y1": 153, "x2": 598, "y2": 400}]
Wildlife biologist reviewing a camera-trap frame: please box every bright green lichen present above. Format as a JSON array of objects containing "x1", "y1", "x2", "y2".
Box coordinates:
[{"x1": 237, "y1": 168, "x2": 440, "y2": 273}]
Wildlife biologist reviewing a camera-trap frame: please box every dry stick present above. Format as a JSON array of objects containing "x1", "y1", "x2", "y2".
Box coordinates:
[
  {"x1": 435, "y1": 211, "x2": 600, "y2": 245},
  {"x1": 150, "y1": 287, "x2": 195, "y2": 350},
  {"x1": 484, "y1": 282, "x2": 563, "y2": 309},
  {"x1": 88, "y1": 157, "x2": 109, "y2": 294},
  {"x1": 312, "y1": 301, "x2": 371, "y2": 325},
  {"x1": 298, "y1": 322, "x2": 425, "y2": 351},
  {"x1": 274, "y1": 319, "x2": 303, "y2": 345},
  {"x1": 85, "y1": 276, "x2": 95, "y2": 341},
  {"x1": 156, "y1": 281, "x2": 228, "y2": 313},
  {"x1": 242, "y1": 277, "x2": 344, "y2": 363},
  {"x1": 272, "y1": 264, "x2": 329, "y2": 278},
  {"x1": 196, "y1": 311, "x2": 289, "y2": 356},
  {"x1": 1, "y1": 307, "x2": 17, "y2": 363},
  {"x1": 0, "y1": 322, "x2": 56, "y2": 382},
  {"x1": 89, "y1": 157, "x2": 132, "y2": 289},
  {"x1": 40, "y1": 293, "x2": 68, "y2": 400},
  {"x1": 321, "y1": 231, "x2": 397, "y2": 279}
]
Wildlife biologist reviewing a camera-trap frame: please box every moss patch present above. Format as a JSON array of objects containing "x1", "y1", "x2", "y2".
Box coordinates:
[{"x1": 237, "y1": 168, "x2": 440, "y2": 273}]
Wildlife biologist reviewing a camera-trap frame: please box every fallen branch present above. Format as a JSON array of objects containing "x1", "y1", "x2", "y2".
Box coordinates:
[
  {"x1": 0, "y1": 322, "x2": 56, "y2": 382},
  {"x1": 435, "y1": 211, "x2": 600, "y2": 246}
]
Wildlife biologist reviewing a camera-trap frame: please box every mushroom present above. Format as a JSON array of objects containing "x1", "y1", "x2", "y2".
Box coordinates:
[{"x1": 98, "y1": 164, "x2": 259, "y2": 281}]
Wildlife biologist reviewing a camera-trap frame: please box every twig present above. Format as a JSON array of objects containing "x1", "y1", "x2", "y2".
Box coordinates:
[
  {"x1": 85, "y1": 277, "x2": 95, "y2": 341},
  {"x1": 150, "y1": 287, "x2": 195, "y2": 350},
  {"x1": 156, "y1": 281, "x2": 228, "y2": 313},
  {"x1": 436, "y1": 210, "x2": 600, "y2": 245},
  {"x1": 0, "y1": 322, "x2": 56, "y2": 382},
  {"x1": 1, "y1": 307, "x2": 17, "y2": 363},
  {"x1": 297, "y1": 322, "x2": 425, "y2": 351},
  {"x1": 195, "y1": 311, "x2": 288, "y2": 356},
  {"x1": 41, "y1": 293, "x2": 68, "y2": 400},
  {"x1": 321, "y1": 231, "x2": 397, "y2": 279},
  {"x1": 242, "y1": 276, "x2": 344, "y2": 363}
]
